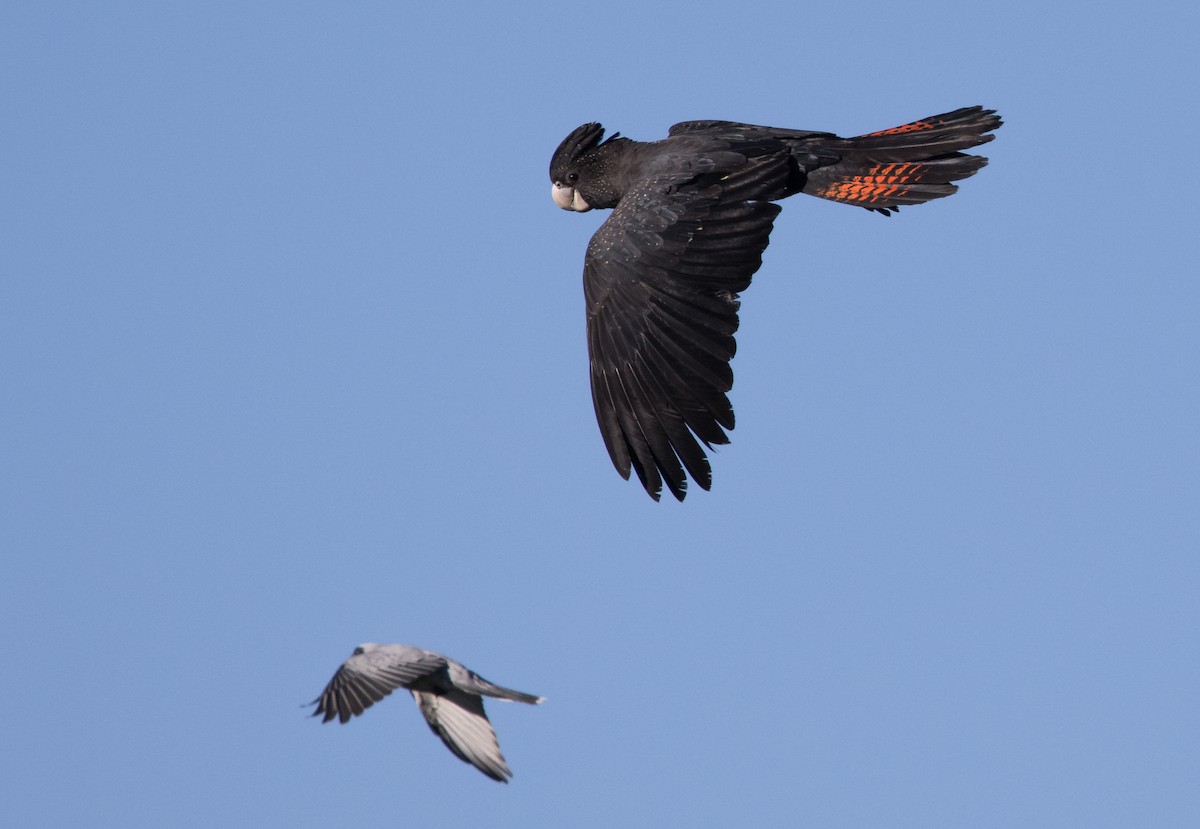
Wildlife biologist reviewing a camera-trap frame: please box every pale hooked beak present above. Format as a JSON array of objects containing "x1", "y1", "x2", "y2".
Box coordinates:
[{"x1": 552, "y1": 182, "x2": 592, "y2": 212}]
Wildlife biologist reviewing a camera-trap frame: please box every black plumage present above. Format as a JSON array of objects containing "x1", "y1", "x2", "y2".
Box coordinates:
[{"x1": 550, "y1": 106, "x2": 1002, "y2": 501}]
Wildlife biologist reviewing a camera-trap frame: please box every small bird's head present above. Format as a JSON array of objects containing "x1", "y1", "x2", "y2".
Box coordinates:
[
  {"x1": 549, "y1": 122, "x2": 622, "y2": 212},
  {"x1": 352, "y1": 643, "x2": 379, "y2": 656}
]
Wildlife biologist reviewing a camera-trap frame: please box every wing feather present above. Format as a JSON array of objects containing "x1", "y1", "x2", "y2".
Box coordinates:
[
  {"x1": 413, "y1": 689, "x2": 513, "y2": 783},
  {"x1": 584, "y1": 152, "x2": 785, "y2": 500},
  {"x1": 310, "y1": 646, "x2": 446, "y2": 724},
  {"x1": 629, "y1": 352, "x2": 714, "y2": 487}
]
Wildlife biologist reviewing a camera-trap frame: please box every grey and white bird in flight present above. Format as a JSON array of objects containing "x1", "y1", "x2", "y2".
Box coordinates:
[{"x1": 310, "y1": 643, "x2": 544, "y2": 782}]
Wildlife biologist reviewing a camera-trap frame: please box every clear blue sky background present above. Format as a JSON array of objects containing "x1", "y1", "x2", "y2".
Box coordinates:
[{"x1": 3, "y1": 2, "x2": 1198, "y2": 826}]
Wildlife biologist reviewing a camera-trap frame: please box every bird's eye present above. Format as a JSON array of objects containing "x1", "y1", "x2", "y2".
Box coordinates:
[{"x1": 567, "y1": 172, "x2": 579, "y2": 184}]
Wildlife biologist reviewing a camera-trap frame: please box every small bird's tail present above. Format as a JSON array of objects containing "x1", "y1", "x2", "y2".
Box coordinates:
[
  {"x1": 475, "y1": 680, "x2": 544, "y2": 705},
  {"x1": 802, "y1": 106, "x2": 1001, "y2": 214},
  {"x1": 451, "y1": 663, "x2": 545, "y2": 704}
]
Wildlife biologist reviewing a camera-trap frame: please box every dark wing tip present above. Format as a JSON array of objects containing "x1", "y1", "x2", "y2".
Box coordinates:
[{"x1": 307, "y1": 695, "x2": 338, "y2": 723}]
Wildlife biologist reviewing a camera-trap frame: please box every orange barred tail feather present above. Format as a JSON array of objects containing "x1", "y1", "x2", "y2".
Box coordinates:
[
  {"x1": 807, "y1": 154, "x2": 988, "y2": 214},
  {"x1": 803, "y1": 106, "x2": 1001, "y2": 214}
]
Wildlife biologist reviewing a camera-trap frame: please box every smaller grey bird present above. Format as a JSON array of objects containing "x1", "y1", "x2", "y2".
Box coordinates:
[{"x1": 310, "y1": 643, "x2": 544, "y2": 782}]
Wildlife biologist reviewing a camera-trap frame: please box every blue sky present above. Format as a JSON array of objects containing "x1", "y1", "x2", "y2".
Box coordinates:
[{"x1": 3, "y1": 1, "x2": 1198, "y2": 826}]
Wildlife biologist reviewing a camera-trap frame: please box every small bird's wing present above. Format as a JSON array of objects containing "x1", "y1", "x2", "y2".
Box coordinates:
[
  {"x1": 412, "y1": 689, "x2": 513, "y2": 782},
  {"x1": 311, "y1": 645, "x2": 446, "y2": 724},
  {"x1": 584, "y1": 148, "x2": 789, "y2": 501}
]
